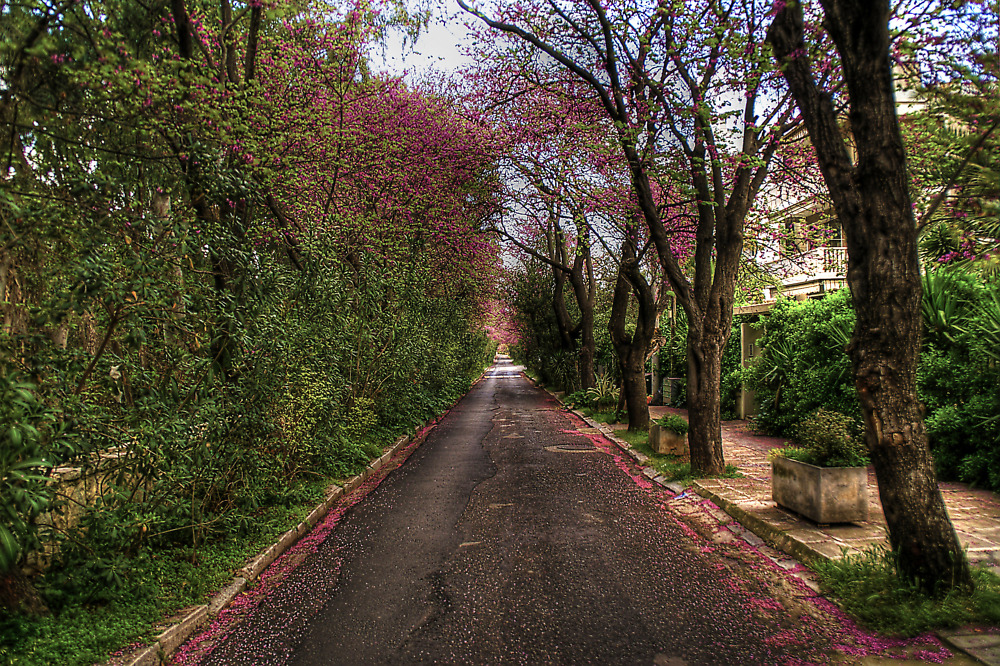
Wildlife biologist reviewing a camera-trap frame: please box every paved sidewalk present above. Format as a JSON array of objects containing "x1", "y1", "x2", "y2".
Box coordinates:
[
  {"x1": 642, "y1": 407, "x2": 1000, "y2": 576},
  {"x1": 639, "y1": 406, "x2": 1000, "y2": 665},
  {"x1": 545, "y1": 383, "x2": 1000, "y2": 664}
]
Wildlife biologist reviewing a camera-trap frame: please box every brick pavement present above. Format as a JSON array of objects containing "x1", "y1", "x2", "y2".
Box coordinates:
[{"x1": 642, "y1": 406, "x2": 1000, "y2": 575}]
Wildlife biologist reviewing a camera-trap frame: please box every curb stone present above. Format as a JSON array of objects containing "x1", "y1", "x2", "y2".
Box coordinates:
[
  {"x1": 113, "y1": 433, "x2": 411, "y2": 666},
  {"x1": 690, "y1": 480, "x2": 831, "y2": 568},
  {"x1": 108, "y1": 366, "x2": 495, "y2": 666}
]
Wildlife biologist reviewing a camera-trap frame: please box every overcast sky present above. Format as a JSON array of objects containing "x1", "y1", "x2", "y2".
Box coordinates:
[{"x1": 370, "y1": 16, "x2": 475, "y2": 77}]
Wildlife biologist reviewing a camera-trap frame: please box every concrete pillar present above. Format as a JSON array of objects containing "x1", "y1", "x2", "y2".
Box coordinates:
[{"x1": 738, "y1": 322, "x2": 764, "y2": 419}]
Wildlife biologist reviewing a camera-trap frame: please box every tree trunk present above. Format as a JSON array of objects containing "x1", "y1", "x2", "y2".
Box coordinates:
[
  {"x1": 620, "y1": 346, "x2": 649, "y2": 431},
  {"x1": 569, "y1": 254, "x2": 597, "y2": 390},
  {"x1": 551, "y1": 265, "x2": 575, "y2": 351},
  {"x1": 608, "y1": 239, "x2": 655, "y2": 432},
  {"x1": 578, "y1": 322, "x2": 596, "y2": 390},
  {"x1": 0, "y1": 569, "x2": 47, "y2": 616},
  {"x1": 768, "y1": 0, "x2": 971, "y2": 593},
  {"x1": 686, "y1": 324, "x2": 727, "y2": 475}
]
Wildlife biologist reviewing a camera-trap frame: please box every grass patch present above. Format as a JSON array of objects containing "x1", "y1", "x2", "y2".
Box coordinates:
[
  {"x1": 614, "y1": 429, "x2": 647, "y2": 448},
  {"x1": 587, "y1": 409, "x2": 623, "y2": 425},
  {"x1": 573, "y1": 406, "x2": 741, "y2": 486},
  {"x1": 814, "y1": 546, "x2": 1000, "y2": 637},
  {"x1": 0, "y1": 475, "x2": 345, "y2": 666},
  {"x1": 628, "y1": 439, "x2": 740, "y2": 486}
]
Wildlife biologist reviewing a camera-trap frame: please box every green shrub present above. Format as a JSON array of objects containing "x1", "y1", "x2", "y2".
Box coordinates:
[
  {"x1": 918, "y1": 268, "x2": 1000, "y2": 491},
  {"x1": 778, "y1": 408, "x2": 869, "y2": 468},
  {"x1": 743, "y1": 275, "x2": 1000, "y2": 488},
  {"x1": 563, "y1": 389, "x2": 589, "y2": 408},
  {"x1": 0, "y1": 377, "x2": 66, "y2": 572},
  {"x1": 656, "y1": 414, "x2": 689, "y2": 435},
  {"x1": 740, "y1": 290, "x2": 859, "y2": 435},
  {"x1": 585, "y1": 374, "x2": 619, "y2": 411}
]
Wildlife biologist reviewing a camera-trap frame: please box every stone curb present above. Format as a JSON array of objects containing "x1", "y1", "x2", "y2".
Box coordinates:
[
  {"x1": 111, "y1": 362, "x2": 496, "y2": 666},
  {"x1": 689, "y1": 481, "x2": 829, "y2": 568},
  {"x1": 116, "y1": 433, "x2": 412, "y2": 666}
]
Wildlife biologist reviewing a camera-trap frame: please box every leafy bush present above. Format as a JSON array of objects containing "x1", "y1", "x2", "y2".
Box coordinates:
[
  {"x1": 585, "y1": 374, "x2": 620, "y2": 411},
  {"x1": 792, "y1": 408, "x2": 868, "y2": 467},
  {"x1": 770, "y1": 409, "x2": 868, "y2": 468},
  {"x1": 740, "y1": 290, "x2": 859, "y2": 435},
  {"x1": 746, "y1": 269, "x2": 999, "y2": 489},
  {"x1": 918, "y1": 268, "x2": 1000, "y2": 491},
  {"x1": 564, "y1": 374, "x2": 619, "y2": 412},
  {"x1": 0, "y1": 378, "x2": 66, "y2": 573},
  {"x1": 655, "y1": 414, "x2": 689, "y2": 436}
]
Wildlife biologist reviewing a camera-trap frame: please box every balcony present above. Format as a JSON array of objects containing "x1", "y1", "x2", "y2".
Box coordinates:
[
  {"x1": 767, "y1": 246, "x2": 847, "y2": 280},
  {"x1": 764, "y1": 246, "x2": 847, "y2": 301}
]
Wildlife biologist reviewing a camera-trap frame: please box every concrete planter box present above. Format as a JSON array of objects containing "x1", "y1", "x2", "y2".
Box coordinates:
[
  {"x1": 772, "y1": 456, "x2": 869, "y2": 524},
  {"x1": 649, "y1": 424, "x2": 689, "y2": 456}
]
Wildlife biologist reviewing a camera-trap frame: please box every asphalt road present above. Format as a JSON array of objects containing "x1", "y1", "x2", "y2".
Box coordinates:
[{"x1": 185, "y1": 358, "x2": 835, "y2": 665}]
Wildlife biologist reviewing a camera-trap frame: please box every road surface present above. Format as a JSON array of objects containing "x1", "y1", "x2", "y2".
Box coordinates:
[{"x1": 180, "y1": 358, "x2": 841, "y2": 665}]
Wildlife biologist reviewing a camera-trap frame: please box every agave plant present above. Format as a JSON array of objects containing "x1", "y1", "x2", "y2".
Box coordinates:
[
  {"x1": 921, "y1": 267, "x2": 969, "y2": 344},
  {"x1": 584, "y1": 373, "x2": 620, "y2": 411},
  {"x1": 972, "y1": 284, "x2": 1000, "y2": 363}
]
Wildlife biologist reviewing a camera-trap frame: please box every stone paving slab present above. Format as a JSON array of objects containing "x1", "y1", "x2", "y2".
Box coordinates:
[
  {"x1": 669, "y1": 412, "x2": 1000, "y2": 665},
  {"x1": 939, "y1": 629, "x2": 1000, "y2": 666}
]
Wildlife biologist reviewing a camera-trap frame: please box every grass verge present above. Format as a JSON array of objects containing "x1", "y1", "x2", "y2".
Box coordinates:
[
  {"x1": 1, "y1": 472, "x2": 365, "y2": 666},
  {"x1": 580, "y1": 412, "x2": 740, "y2": 486},
  {"x1": 813, "y1": 546, "x2": 1000, "y2": 637}
]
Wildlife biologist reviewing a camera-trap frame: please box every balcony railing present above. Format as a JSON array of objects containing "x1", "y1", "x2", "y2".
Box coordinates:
[{"x1": 766, "y1": 246, "x2": 847, "y2": 282}]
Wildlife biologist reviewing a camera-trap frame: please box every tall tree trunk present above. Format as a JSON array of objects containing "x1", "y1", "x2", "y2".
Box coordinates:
[
  {"x1": 686, "y1": 322, "x2": 728, "y2": 475},
  {"x1": 768, "y1": 0, "x2": 971, "y2": 593},
  {"x1": 577, "y1": 308, "x2": 596, "y2": 390},
  {"x1": 608, "y1": 239, "x2": 655, "y2": 432},
  {"x1": 551, "y1": 265, "x2": 575, "y2": 351},
  {"x1": 569, "y1": 244, "x2": 597, "y2": 390}
]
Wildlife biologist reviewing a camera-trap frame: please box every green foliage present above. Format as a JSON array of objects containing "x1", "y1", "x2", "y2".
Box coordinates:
[
  {"x1": 585, "y1": 374, "x2": 620, "y2": 411},
  {"x1": 565, "y1": 373, "x2": 620, "y2": 411},
  {"x1": 0, "y1": 378, "x2": 67, "y2": 572},
  {"x1": 656, "y1": 309, "x2": 747, "y2": 416},
  {"x1": 740, "y1": 290, "x2": 858, "y2": 435},
  {"x1": 918, "y1": 267, "x2": 1000, "y2": 491},
  {"x1": 791, "y1": 408, "x2": 868, "y2": 468},
  {"x1": 0, "y1": 246, "x2": 493, "y2": 662},
  {"x1": 744, "y1": 271, "x2": 999, "y2": 490},
  {"x1": 0, "y1": 476, "x2": 335, "y2": 665},
  {"x1": 814, "y1": 547, "x2": 1000, "y2": 636},
  {"x1": 769, "y1": 409, "x2": 868, "y2": 468},
  {"x1": 658, "y1": 309, "x2": 688, "y2": 406},
  {"x1": 655, "y1": 414, "x2": 689, "y2": 436},
  {"x1": 630, "y1": 435, "x2": 740, "y2": 486}
]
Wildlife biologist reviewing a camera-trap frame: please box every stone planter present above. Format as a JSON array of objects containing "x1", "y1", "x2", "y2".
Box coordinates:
[
  {"x1": 772, "y1": 456, "x2": 869, "y2": 524},
  {"x1": 648, "y1": 424, "x2": 689, "y2": 456}
]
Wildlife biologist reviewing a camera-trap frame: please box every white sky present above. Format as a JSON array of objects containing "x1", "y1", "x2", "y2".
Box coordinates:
[{"x1": 369, "y1": 16, "x2": 475, "y2": 77}]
